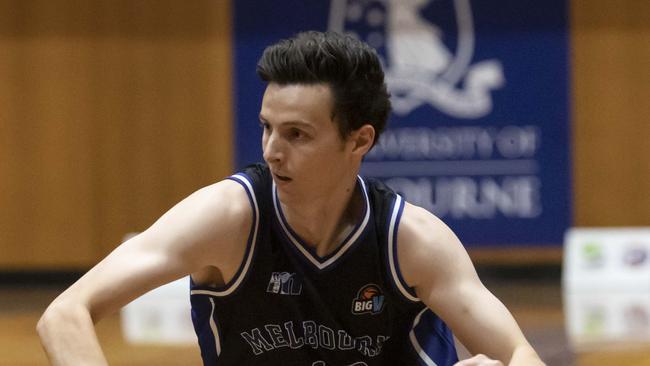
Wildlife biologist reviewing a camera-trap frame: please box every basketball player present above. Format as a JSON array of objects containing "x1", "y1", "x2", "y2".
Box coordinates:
[{"x1": 37, "y1": 31, "x2": 544, "y2": 365}]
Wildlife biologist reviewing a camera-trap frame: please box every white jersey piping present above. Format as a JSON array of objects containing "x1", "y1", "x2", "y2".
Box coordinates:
[
  {"x1": 190, "y1": 173, "x2": 259, "y2": 297},
  {"x1": 272, "y1": 176, "x2": 370, "y2": 271},
  {"x1": 388, "y1": 195, "x2": 420, "y2": 302}
]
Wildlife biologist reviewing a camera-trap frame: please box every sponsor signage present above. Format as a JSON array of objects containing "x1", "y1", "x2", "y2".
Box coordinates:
[
  {"x1": 563, "y1": 228, "x2": 650, "y2": 349},
  {"x1": 563, "y1": 228, "x2": 650, "y2": 292},
  {"x1": 234, "y1": 0, "x2": 570, "y2": 246}
]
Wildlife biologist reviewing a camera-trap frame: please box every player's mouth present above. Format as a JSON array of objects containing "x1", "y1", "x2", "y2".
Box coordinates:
[{"x1": 273, "y1": 173, "x2": 292, "y2": 183}]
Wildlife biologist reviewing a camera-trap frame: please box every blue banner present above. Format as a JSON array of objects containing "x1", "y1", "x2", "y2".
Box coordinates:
[{"x1": 234, "y1": 0, "x2": 571, "y2": 246}]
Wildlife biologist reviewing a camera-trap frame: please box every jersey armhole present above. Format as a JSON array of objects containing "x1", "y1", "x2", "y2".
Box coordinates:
[
  {"x1": 190, "y1": 173, "x2": 259, "y2": 297},
  {"x1": 386, "y1": 195, "x2": 420, "y2": 302}
]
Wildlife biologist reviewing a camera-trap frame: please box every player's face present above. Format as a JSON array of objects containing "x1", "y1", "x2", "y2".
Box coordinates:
[{"x1": 260, "y1": 83, "x2": 357, "y2": 202}]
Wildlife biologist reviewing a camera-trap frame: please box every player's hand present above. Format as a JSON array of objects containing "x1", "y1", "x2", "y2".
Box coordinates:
[{"x1": 454, "y1": 354, "x2": 504, "y2": 366}]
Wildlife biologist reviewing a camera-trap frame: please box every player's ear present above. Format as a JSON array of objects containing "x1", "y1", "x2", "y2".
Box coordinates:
[{"x1": 350, "y1": 124, "x2": 375, "y2": 157}]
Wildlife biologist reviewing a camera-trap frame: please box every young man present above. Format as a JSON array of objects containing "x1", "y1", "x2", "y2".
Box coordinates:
[{"x1": 38, "y1": 31, "x2": 544, "y2": 366}]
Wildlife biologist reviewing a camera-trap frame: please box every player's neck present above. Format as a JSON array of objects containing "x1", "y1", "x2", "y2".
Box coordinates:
[{"x1": 279, "y1": 177, "x2": 363, "y2": 258}]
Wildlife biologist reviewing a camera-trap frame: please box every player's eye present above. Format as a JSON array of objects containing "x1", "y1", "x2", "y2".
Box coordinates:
[{"x1": 289, "y1": 128, "x2": 307, "y2": 140}]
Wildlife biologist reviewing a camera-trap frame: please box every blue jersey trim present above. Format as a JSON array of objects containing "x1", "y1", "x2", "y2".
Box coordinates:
[
  {"x1": 409, "y1": 308, "x2": 459, "y2": 366},
  {"x1": 191, "y1": 295, "x2": 223, "y2": 364},
  {"x1": 190, "y1": 173, "x2": 259, "y2": 297}
]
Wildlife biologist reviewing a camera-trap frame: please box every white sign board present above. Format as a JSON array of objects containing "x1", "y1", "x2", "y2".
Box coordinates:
[
  {"x1": 121, "y1": 276, "x2": 196, "y2": 345},
  {"x1": 563, "y1": 227, "x2": 650, "y2": 349}
]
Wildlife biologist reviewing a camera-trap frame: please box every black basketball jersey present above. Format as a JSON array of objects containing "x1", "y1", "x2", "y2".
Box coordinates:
[{"x1": 190, "y1": 164, "x2": 458, "y2": 365}]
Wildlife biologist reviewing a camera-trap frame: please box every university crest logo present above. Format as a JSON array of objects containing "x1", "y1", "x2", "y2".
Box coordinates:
[{"x1": 329, "y1": 0, "x2": 504, "y2": 118}]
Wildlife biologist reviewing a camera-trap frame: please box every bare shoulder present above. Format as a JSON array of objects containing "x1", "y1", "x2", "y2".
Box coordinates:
[
  {"x1": 398, "y1": 202, "x2": 456, "y2": 248},
  {"x1": 181, "y1": 178, "x2": 253, "y2": 225},
  {"x1": 396, "y1": 202, "x2": 474, "y2": 289},
  {"x1": 147, "y1": 178, "x2": 253, "y2": 265}
]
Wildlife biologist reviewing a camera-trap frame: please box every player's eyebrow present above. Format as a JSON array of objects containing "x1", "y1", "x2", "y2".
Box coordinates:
[{"x1": 259, "y1": 114, "x2": 316, "y2": 131}]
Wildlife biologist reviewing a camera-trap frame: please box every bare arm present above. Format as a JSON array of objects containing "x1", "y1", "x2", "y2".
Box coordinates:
[
  {"x1": 37, "y1": 180, "x2": 251, "y2": 365},
  {"x1": 397, "y1": 203, "x2": 544, "y2": 366}
]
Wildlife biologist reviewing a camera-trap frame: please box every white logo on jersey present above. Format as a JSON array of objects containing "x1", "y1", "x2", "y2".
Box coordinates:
[
  {"x1": 329, "y1": 0, "x2": 504, "y2": 119},
  {"x1": 267, "y1": 272, "x2": 302, "y2": 295},
  {"x1": 240, "y1": 320, "x2": 389, "y2": 357}
]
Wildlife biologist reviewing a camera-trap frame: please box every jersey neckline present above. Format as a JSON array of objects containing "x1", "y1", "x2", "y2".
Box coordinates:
[{"x1": 272, "y1": 176, "x2": 371, "y2": 271}]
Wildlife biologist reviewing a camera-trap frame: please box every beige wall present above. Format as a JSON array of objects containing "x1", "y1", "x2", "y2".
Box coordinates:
[
  {"x1": 572, "y1": 0, "x2": 650, "y2": 227},
  {"x1": 0, "y1": 0, "x2": 232, "y2": 269},
  {"x1": 0, "y1": 1, "x2": 648, "y2": 269}
]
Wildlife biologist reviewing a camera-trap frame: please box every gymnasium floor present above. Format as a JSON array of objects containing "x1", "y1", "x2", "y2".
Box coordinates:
[{"x1": 1, "y1": 268, "x2": 649, "y2": 366}]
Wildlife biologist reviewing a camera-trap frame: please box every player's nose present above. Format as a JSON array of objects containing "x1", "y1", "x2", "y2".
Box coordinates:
[{"x1": 262, "y1": 132, "x2": 284, "y2": 164}]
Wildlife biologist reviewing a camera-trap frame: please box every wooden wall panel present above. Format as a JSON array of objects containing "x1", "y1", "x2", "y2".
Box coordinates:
[
  {"x1": 572, "y1": 1, "x2": 650, "y2": 226},
  {"x1": 0, "y1": 0, "x2": 232, "y2": 269},
  {"x1": 2, "y1": 0, "x2": 649, "y2": 269},
  {"x1": 0, "y1": 33, "x2": 98, "y2": 268}
]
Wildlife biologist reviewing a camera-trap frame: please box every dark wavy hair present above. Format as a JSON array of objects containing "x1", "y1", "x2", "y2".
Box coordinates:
[{"x1": 256, "y1": 31, "x2": 391, "y2": 146}]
